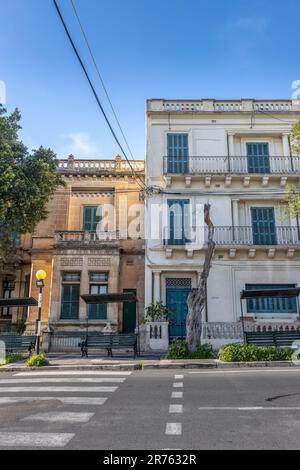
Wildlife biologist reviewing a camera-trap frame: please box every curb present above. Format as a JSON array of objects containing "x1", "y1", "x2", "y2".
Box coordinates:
[{"x1": 1, "y1": 360, "x2": 300, "y2": 373}]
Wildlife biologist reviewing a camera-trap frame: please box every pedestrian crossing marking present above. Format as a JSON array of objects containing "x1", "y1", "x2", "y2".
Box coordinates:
[
  {"x1": 23, "y1": 411, "x2": 94, "y2": 423},
  {"x1": 0, "y1": 386, "x2": 118, "y2": 393},
  {"x1": 0, "y1": 432, "x2": 75, "y2": 447},
  {"x1": 0, "y1": 377, "x2": 125, "y2": 384},
  {"x1": 0, "y1": 397, "x2": 107, "y2": 405},
  {"x1": 14, "y1": 371, "x2": 132, "y2": 376}
]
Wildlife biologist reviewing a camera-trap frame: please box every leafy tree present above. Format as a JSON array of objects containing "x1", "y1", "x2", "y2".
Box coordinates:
[
  {"x1": 284, "y1": 122, "x2": 300, "y2": 218},
  {"x1": 0, "y1": 105, "x2": 64, "y2": 264},
  {"x1": 290, "y1": 120, "x2": 300, "y2": 155}
]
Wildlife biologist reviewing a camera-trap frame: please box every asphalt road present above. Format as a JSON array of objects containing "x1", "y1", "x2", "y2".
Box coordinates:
[{"x1": 0, "y1": 367, "x2": 300, "y2": 450}]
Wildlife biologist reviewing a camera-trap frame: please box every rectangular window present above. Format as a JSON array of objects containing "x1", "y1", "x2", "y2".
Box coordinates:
[
  {"x1": 167, "y1": 133, "x2": 189, "y2": 173},
  {"x1": 247, "y1": 142, "x2": 270, "y2": 173},
  {"x1": 60, "y1": 272, "x2": 81, "y2": 320},
  {"x1": 246, "y1": 284, "x2": 297, "y2": 314},
  {"x1": 251, "y1": 207, "x2": 277, "y2": 245},
  {"x1": 167, "y1": 199, "x2": 190, "y2": 245},
  {"x1": 82, "y1": 206, "x2": 102, "y2": 232},
  {"x1": 88, "y1": 272, "x2": 108, "y2": 320}
]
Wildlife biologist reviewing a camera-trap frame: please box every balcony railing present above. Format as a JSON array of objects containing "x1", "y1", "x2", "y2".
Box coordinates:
[
  {"x1": 163, "y1": 156, "x2": 300, "y2": 175},
  {"x1": 212, "y1": 226, "x2": 300, "y2": 246},
  {"x1": 148, "y1": 98, "x2": 300, "y2": 113},
  {"x1": 164, "y1": 226, "x2": 300, "y2": 247},
  {"x1": 54, "y1": 231, "x2": 120, "y2": 244}
]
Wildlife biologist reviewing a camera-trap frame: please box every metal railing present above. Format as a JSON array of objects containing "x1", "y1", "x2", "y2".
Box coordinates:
[
  {"x1": 164, "y1": 226, "x2": 300, "y2": 247},
  {"x1": 163, "y1": 156, "x2": 300, "y2": 175}
]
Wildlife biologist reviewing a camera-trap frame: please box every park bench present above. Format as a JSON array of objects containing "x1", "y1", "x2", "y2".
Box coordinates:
[
  {"x1": 245, "y1": 330, "x2": 300, "y2": 348},
  {"x1": 0, "y1": 335, "x2": 36, "y2": 354},
  {"x1": 78, "y1": 333, "x2": 138, "y2": 358}
]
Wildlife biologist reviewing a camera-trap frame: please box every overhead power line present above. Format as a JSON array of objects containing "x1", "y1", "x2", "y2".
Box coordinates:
[
  {"x1": 52, "y1": 0, "x2": 145, "y2": 190},
  {"x1": 69, "y1": 0, "x2": 140, "y2": 166}
]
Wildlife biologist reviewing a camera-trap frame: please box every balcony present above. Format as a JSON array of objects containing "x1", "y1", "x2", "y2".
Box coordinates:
[
  {"x1": 163, "y1": 226, "x2": 300, "y2": 258},
  {"x1": 211, "y1": 226, "x2": 300, "y2": 246},
  {"x1": 163, "y1": 156, "x2": 300, "y2": 175},
  {"x1": 54, "y1": 230, "x2": 120, "y2": 249}
]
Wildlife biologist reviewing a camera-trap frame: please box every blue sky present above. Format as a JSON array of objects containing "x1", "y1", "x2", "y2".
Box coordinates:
[{"x1": 1, "y1": 0, "x2": 300, "y2": 160}]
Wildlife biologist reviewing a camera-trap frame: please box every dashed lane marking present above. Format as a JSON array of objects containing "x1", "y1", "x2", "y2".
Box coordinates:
[{"x1": 165, "y1": 423, "x2": 182, "y2": 435}]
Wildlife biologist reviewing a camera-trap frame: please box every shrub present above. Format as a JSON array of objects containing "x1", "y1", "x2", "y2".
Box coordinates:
[
  {"x1": 167, "y1": 339, "x2": 213, "y2": 359},
  {"x1": 218, "y1": 343, "x2": 293, "y2": 362},
  {"x1": 6, "y1": 353, "x2": 25, "y2": 364},
  {"x1": 25, "y1": 353, "x2": 49, "y2": 368}
]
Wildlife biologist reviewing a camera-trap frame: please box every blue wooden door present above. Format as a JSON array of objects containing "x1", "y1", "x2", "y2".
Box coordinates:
[
  {"x1": 166, "y1": 284, "x2": 191, "y2": 338},
  {"x1": 251, "y1": 207, "x2": 277, "y2": 245},
  {"x1": 167, "y1": 134, "x2": 189, "y2": 173},
  {"x1": 247, "y1": 143, "x2": 270, "y2": 173}
]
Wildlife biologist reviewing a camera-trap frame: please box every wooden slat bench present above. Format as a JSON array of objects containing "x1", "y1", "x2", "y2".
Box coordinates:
[
  {"x1": 79, "y1": 333, "x2": 138, "y2": 358},
  {"x1": 245, "y1": 330, "x2": 300, "y2": 348},
  {"x1": 0, "y1": 335, "x2": 36, "y2": 354}
]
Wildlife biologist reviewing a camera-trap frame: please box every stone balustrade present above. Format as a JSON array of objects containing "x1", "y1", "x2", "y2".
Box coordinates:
[
  {"x1": 202, "y1": 321, "x2": 300, "y2": 340},
  {"x1": 148, "y1": 98, "x2": 300, "y2": 113}
]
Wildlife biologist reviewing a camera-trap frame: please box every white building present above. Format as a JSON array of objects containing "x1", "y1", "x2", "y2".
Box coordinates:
[{"x1": 145, "y1": 98, "x2": 300, "y2": 347}]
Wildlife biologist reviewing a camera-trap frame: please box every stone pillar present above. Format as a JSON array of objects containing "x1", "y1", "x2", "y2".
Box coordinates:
[
  {"x1": 282, "y1": 132, "x2": 290, "y2": 157},
  {"x1": 153, "y1": 271, "x2": 161, "y2": 303},
  {"x1": 232, "y1": 198, "x2": 240, "y2": 242},
  {"x1": 228, "y1": 132, "x2": 235, "y2": 157}
]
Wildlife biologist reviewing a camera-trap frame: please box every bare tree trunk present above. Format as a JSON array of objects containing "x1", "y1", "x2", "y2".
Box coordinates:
[{"x1": 186, "y1": 204, "x2": 215, "y2": 352}]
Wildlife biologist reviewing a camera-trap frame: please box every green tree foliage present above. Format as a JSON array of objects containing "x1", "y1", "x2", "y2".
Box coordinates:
[
  {"x1": 284, "y1": 122, "x2": 300, "y2": 218},
  {"x1": 0, "y1": 105, "x2": 64, "y2": 263},
  {"x1": 290, "y1": 120, "x2": 300, "y2": 155}
]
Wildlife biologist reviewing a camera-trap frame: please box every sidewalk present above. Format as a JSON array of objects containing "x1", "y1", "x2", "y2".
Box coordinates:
[{"x1": 1, "y1": 352, "x2": 299, "y2": 371}]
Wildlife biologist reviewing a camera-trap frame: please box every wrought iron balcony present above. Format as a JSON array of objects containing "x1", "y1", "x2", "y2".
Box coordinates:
[
  {"x1": 164, "y1": 226, "x2": 300, "y2": 247},
  {"x1": 163, "y1": 156, "x2": 300, "y2": 175},
  {"x1": 212, "y1": 226, "x2": 300, "y2": 246}
]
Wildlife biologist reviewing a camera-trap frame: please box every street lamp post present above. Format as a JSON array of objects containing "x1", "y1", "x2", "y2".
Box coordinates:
[{"x1": 35, "y1": 270, "x2": 46, "y2": 354}]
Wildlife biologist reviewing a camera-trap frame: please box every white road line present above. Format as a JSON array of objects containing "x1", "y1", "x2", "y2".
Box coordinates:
[
  {"x1": 165, "y1": 423, "x2": 182, "y2": 435},
  {"x1": 171, "y1": 391, "x2": 183, "y2": 399},
  {"x1": 173, "y1": 382, "x2": 183, "y2": 388},
  {"x1": 0, "y1": 386, "x2": 118, "y2": 393},
  {"x1": 174, "y1": 375, "x2": 184, "y2": 379},
  {"x1": 198, "y1": 406, "x2": 300, "y2": 411},
  {"x1": 22, "y1": 412, "x2": 94, "y2": 423},
  {"x1": 14, "y1": 371, "x2": 131, "y2": 376},
  {"x1": 0, "y1": 432, "x2": 74, "y2": 447},
  {"x1": 169, "y1": 404, "x2": 183, "y2": 413},
  {"x1": 189, "y1": 369, "x2": 300, "y2": 375},
  {"x1": 0, "y1": 378, "x2": 125, "y2": 384},
  {"x1": 0, "y1": 397, "x2": 107, "y2": 405}
]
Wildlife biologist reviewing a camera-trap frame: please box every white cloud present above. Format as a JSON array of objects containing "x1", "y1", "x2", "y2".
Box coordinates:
[{"x1": 65, "y1": 132, "x2": 99, "y2": 156}]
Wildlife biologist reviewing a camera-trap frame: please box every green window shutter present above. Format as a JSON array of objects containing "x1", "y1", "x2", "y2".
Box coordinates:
[
  {"x1": 167, "y1": 134, "x2": 189, "y2": 173},
  {"x1": 83, "y1": 206, "x2": 102, "y2": 232},
  {"x1": 167, "y1": 199, "x2": 190, "y2": 245},
  {"x1": 60, "y1": 284, "x2": 80, "y2": 320},
  {"x1": 88, "y1": 273, "x2": 108, "y2": 320},
  {"x1": 246, "y1": 284, "x2": 297, "y2": 314},
  {"x1": 247, "y1": 142, "x2": 270, "y2": 173},
  {"x1": 251, "y1": 207, "x2": 276, "y2": 245}
]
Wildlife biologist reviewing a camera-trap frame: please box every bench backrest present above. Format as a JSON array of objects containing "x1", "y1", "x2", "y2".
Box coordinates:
[
  {"x1": 245, "y1": 330, "x2": 300, "y2": 347},
  {"x1": 0, "y1": 335, "x2": 36, "y2": 349}
]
